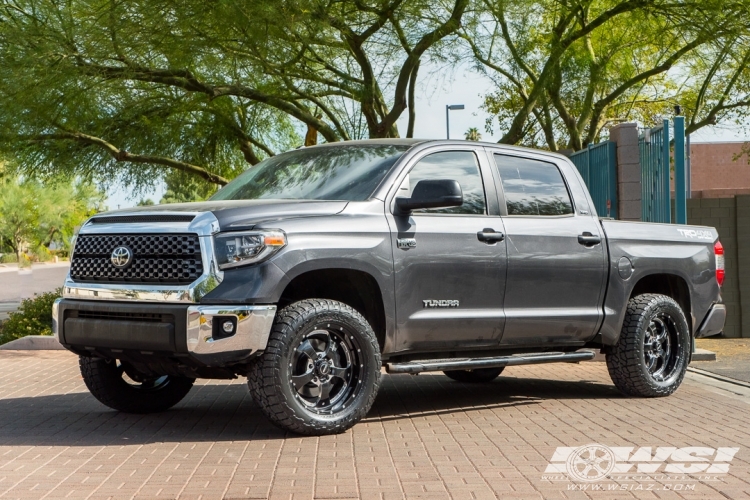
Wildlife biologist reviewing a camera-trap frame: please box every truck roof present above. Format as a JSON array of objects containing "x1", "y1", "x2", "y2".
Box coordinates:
[{"x1": 300, "y1": 138, "x2": 569, "y2": 161}]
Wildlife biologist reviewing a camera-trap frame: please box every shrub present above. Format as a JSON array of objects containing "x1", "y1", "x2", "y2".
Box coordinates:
[
  {"x1": 0, "y1": 288, "x2": 61, "y2": 345},
  {"x1": 0, "y1": 253, "x2": 18, "y2": 263}
]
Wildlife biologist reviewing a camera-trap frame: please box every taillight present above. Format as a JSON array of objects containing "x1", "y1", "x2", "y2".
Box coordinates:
[{"x1": 715, "y1": 240, "x2": 725, "y2": 287}]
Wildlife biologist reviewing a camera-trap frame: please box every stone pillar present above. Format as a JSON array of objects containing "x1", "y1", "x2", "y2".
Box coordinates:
[{"x1": 609, "y1": 123, "x2": 642, "y2": 221}]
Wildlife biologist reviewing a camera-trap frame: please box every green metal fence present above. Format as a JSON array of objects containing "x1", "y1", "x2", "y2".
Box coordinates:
[
  {"x1": 639, "y1": 120, "x2": 671, "y2": 223},
  {"x1": 569, "y1": 141, "x2": 617, "y2": 218},
  {"x1": 639, "y1": 118, "x2": 687, "y2": 224}
]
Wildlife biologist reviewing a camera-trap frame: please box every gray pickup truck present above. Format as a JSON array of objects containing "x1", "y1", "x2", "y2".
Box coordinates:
[{"x1": 54, "y1": 139, "x2": 726, "y2": 435}]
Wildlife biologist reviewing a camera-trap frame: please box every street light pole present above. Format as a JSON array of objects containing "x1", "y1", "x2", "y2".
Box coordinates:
[{"x1": 445, "y1": 104, "x2": 465, "y2": 139}]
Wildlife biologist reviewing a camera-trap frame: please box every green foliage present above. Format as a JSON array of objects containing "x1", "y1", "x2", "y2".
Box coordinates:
[
  {"x1": 1, "y1": 0, "x2": 748, "y2": 182},
  {"x1": 137, "y1": 198, "x2": 156, "y2": 207},
  {"x1": 0, "y1": 0, "x2": 467, "y2": 193},
  {"x1": 160, "y1": 171, "x2": 217, "y2": 204},
  {"x1": 0, "y1": 175, "x2": 105, "y2": 260},
  {"x1": 467, "y1": 0, "x2": 750, "y2": 150},
  {"x1": 0, "y1": 254, "x2": 17, "y2": 264},
  {"x1": 465, "y1": 127, "x2": 482, "y2": 141},
  {"x1": 0, "y1": 289, "x2": 61, "y2": 344}
]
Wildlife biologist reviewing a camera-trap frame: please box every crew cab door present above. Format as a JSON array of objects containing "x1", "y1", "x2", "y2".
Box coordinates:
[
  {"x1": 489, "y1": 151, "x2": 607, "y2": 345},
  {"x1": 386, "y1": 146, "x2": 507, "y2": 353}
]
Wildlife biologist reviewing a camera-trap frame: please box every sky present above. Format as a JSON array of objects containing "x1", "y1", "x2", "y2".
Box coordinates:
[{"x1": 105, "y1": 64, "x2": 750, "y2": 210}]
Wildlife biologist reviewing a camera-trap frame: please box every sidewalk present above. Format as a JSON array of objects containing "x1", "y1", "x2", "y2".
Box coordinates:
[
  {"x1": 0, "y1": 351, "x2": 747, "y2": 500},
  {"x1": 0, "y1": 261, "x2": 71, "y2": 273},
  {"x1": 0, "y1": 263, "x2": 69, "y2": 320},
  {"x1": 694, "y1": 338, "x2": 750, "y2": 383}
]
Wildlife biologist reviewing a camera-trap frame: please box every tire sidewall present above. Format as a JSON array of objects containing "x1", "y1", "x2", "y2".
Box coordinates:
[
  {"x1": 79, "y1": 356, "x2": 194, "y2": 413},
  {"x1": 633, "y1": 298, "x2": 690, "y2": 392},
  {"x1": 273, "y1": 304, "x2": 380, "y2": 429}
]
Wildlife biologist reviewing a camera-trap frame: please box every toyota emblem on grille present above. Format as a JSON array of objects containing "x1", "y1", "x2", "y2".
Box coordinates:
[{"x1": 110, "y1": 246, "x2": 133, "y2": 268}]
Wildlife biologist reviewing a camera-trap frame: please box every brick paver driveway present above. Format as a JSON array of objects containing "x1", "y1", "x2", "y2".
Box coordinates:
[{"x1": 0, "y1": 351, "x2": 748, "y2": 500}]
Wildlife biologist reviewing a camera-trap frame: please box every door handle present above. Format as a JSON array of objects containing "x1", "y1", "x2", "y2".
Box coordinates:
[
  {"x1": 477, "y1": 228, "x2": 505, "y2": 243},
  {"x1": 578, "y1": 232, "x2": 601, "y2": 247}
]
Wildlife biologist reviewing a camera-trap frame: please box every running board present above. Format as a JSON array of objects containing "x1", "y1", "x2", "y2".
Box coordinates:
[{"x1": 385, "y1": 351, "x2": 595, "y2": 374}]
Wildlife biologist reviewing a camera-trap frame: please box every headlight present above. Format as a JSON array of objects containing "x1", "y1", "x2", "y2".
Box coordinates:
[{"x1": 213, "y1": 230, "x2": 286, "y2": 269}]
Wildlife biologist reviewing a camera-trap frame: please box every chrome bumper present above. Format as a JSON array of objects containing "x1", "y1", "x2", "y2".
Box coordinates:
[
  {"x1": 53, "y1": 299, "x2": 277, "y2": 365},
  {"x1": 186, "y1": 305, "x2": 276, "y2": 358},
  {"x1": 696, "y1": 303, "x2": 726, "y2": 338}
]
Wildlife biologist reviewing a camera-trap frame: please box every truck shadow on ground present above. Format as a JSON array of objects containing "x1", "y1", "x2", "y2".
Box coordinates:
[{"x1": 0, "y1": 373, "x2": 620, "y2": 447}]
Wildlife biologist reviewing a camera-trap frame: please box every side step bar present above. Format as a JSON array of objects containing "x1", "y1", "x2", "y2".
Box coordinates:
[{"x1": 385, "y1": 351, "x2": 595, "y2": 374}]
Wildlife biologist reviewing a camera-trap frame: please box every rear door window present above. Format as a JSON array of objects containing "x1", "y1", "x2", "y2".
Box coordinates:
[{"x1": 494, "y1": 154, "x2": 573, "y2": 216}]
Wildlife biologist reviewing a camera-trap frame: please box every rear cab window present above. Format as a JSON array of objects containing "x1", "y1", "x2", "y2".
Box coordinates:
[{"x1": 493, "y1": 154, "x2": 573, "y2": 216}]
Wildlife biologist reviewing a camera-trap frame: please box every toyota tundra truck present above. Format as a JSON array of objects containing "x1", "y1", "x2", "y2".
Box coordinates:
[{"x1": 53, "y1": 139, "x2": 727, "y2": 435}]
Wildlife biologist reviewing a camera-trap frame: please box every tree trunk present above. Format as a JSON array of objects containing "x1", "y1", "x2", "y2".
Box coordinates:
[{"x1": 304, "y1": 123, "x2": 318, "y2": 146}]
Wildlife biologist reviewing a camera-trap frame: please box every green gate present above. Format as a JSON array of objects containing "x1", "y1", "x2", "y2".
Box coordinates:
[
  {"x1": 639, "y1": 117, "x2": 687, "y2": 224},
  {"x1": 569, "y1": 141, "x2": 617, "y2": 218}
]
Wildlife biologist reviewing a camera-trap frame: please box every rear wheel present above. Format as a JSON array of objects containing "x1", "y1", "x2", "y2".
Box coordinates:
[
  {"x1": 606, "y1": 294, "x2": 690, "y2": 397},
  {"x1": 248, "y1": 299, "x2": 381, "y2": 435},
  {"x1": 443, "y1": 367, "x2": 504, "y2": 383},
  {"x1": 79, "y1": 356, "x2": 194, "y2": 413}
]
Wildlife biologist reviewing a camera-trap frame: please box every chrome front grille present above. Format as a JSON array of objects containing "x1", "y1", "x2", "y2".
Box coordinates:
[{"x1": 70, "y1": 234, "x2": 203, "y2": 284}]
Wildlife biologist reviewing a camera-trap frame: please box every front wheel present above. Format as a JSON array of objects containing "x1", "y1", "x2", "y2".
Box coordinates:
[
  {"x1": 248, "y1": 299, "x2": 381, "y2": 435},
  {"x1": 79, "y1": 357, "x2": 194, "y2": 413},
  {"x1": 606, "y1": 294, "x2": 690, "y2": 397}
]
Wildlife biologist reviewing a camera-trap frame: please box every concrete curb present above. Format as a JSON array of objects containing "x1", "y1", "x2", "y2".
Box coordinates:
[
  {"x1": 687, "y1": 366, "x2": 750, "y2": 389},
  {"x1": 691, "y1": 348, "x2": 716, "y2": 361},
  {"x1": 581, "y1": 348, "x2": 716, "y2": 362},
  {"x1": 0, "y1": 336, "x2": 65, "y2": 350}
]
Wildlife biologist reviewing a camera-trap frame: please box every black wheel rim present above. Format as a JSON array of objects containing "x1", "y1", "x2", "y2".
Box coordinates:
[
  {"x1": 112, "y1": 360, "x2": 170, "y2": 391},
  {"x1": 643, "y1": 313, "x2": 680, "y2": 381},
  {"x1": 289, "y1": 324, "x2": 363, "y2": 415}
]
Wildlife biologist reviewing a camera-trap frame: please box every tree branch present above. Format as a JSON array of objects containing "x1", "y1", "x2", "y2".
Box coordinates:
[
  {"x1": 15, "y1": 132, "x2": 229, "y2": 185},
  {"x1": 377, "y1": 0, "x2": 470, "y2": 136},
  {"x1": 407, "y1": 60, "x2": 420, "y2": 138},
  {"x1": 499, "y1": 0, "x2": 651, "y2": 144},
  {"x1": 75, "y1": 60, "x2": 341, "y2": 142}
]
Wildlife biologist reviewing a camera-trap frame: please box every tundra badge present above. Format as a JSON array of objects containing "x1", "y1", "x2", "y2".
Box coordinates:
[{"x1": 423, "y1": 300, "x2": 460, "y2": 308}]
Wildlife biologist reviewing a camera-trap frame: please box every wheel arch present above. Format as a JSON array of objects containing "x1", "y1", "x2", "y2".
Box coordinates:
[
  {"x1": 628, "y1": 273, "x2": 692, "y2": 332},
  {"x1": 600, "y1": 271, "x2": 694, "y2": 347},
  {"x1": 277, "y1": 268, "x2": 387, "y2": 352}
]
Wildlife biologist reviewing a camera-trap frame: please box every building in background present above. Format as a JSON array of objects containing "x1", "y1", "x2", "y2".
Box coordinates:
[{"x1": 689, "y1": 141, "x2": 750, "y2": 198}]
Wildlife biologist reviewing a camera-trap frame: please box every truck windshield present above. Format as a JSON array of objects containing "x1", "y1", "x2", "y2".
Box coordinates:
[{"x1": 211, "y1": 144, "x2": 410, "y2": 201}]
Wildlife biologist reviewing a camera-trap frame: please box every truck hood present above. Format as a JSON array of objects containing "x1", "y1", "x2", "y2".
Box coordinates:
[{"x1": 101, "y1": 199, "x2": 349, "y2": 230}]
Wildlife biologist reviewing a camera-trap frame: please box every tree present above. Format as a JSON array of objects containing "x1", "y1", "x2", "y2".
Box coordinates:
[
  {"x1": 160, "y1": 171, "x2": 217, "y2": 204},
  {"x1": 464, "y1": 0, "x2": 750, "y2": 151},
  {"x1": 0, "y1": 0, "x2": 469, "y2": 192},
  {"x1": 465, "y1": 127, "x2": 482, "y2": 141},
  {"x1": 0, "y1": 176, "x2": 104, "y2": 261}
]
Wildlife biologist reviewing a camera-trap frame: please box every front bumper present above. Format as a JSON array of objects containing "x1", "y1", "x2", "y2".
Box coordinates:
[
  {"x1": 53, "y1": 299, "x2": 275, "y2": 366},
  {"x1": 695, "y1": 303, "x2": 726, "y2": 338}
]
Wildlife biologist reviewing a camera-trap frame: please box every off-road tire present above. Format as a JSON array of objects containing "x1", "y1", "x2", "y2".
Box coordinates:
[
  {"x1": 443, "y1": 367, "x2": 505, "y2": 383},
  {"x1": 79, "y1": 356, "x2": 195, "y2": 413},
  {"x1": 248, "y1": 299, "x2": 381, "y2": 435},
  {"x1": 606, "y1": 293, "x2": 690, "y2": 397}
]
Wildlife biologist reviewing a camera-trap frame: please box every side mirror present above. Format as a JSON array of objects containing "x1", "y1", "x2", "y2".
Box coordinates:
[{"x1": 395, "y1": 179, "x2": 463, "y2": 214}]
